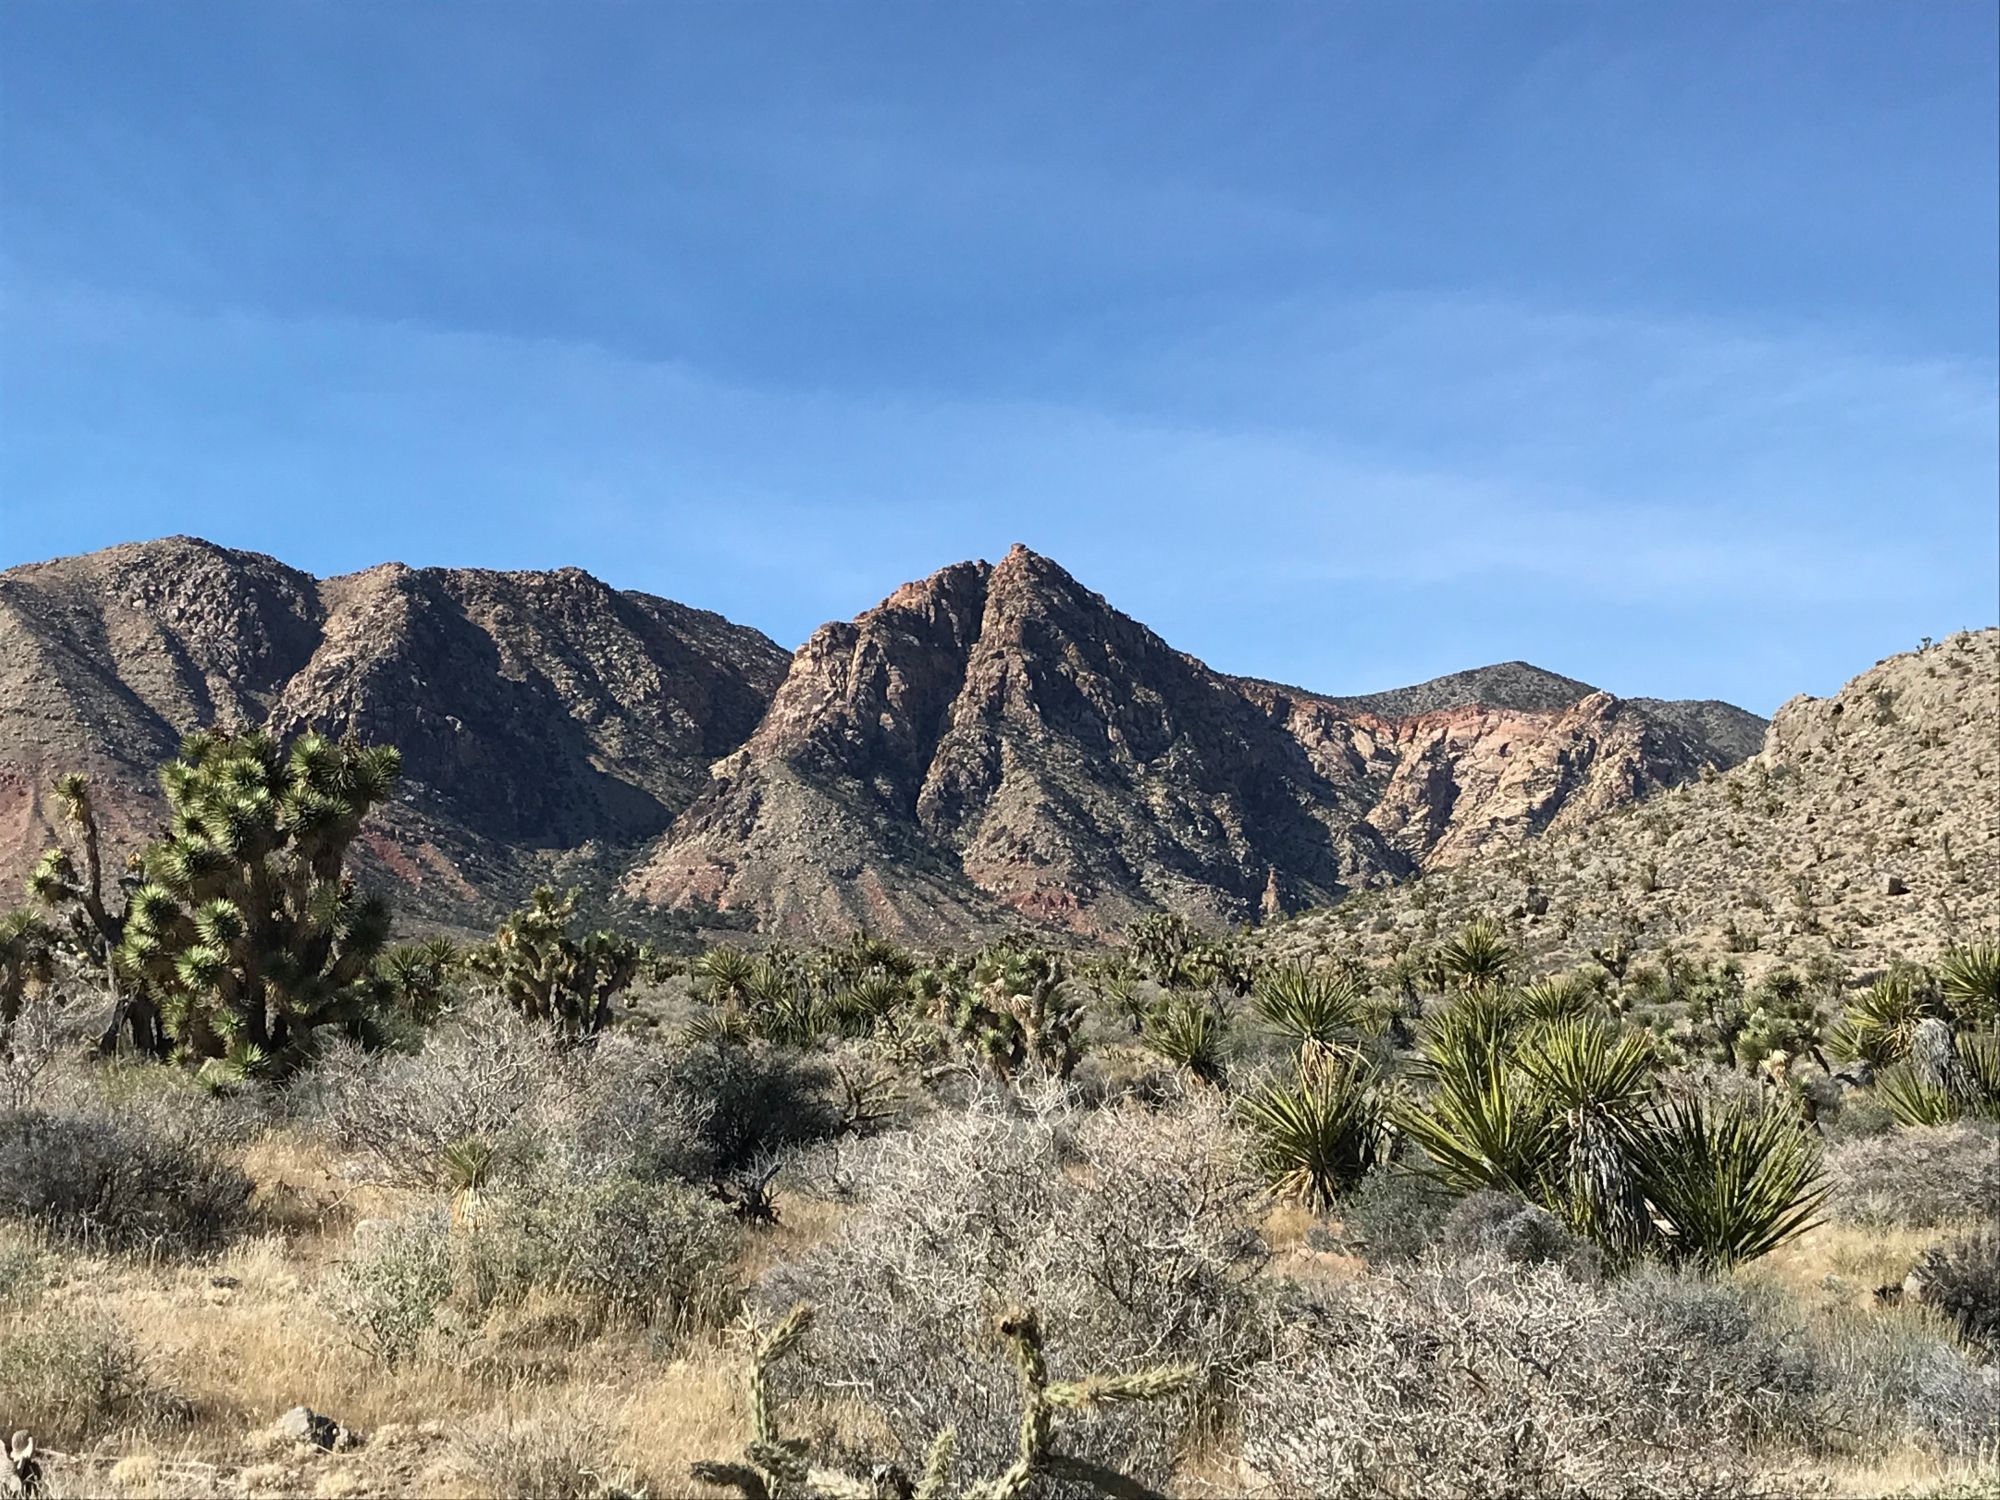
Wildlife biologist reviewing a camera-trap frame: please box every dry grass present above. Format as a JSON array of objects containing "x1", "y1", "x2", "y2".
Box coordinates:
[{"x1": 1755, "y1": 1218, "x2": 1967, "y2": 1315}]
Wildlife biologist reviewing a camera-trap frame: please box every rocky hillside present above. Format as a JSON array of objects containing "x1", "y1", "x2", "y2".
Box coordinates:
[
  {"x1": 3, "y1": 536, "x2": 1768, "y2": 939},
  {"x1": 628, "y1": 545, "x2": 1763, "y2": 939},
  {"x1": 1260, "y1": 628, "x2": 2000, "y2": 976},
  {"x1": 0, "y1": 537, "x2": 790, "y2": 922}
]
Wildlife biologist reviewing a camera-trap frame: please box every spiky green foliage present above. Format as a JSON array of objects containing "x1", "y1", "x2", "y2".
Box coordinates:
[
  {"x1": 1878, "y1": 1028, "x2": 2000, "y2": 1126},
  {"x1": 1097, "y1": 974, "x2": 1150, "y2": 1035},
  {"x1": 940, "y1": 952, "x2": 1084, "y2": 1080},
  {"x1": 1251, "y1": 964, "x2": 1371, "y2": 1048},
  {"x1": 1939, "y1": 941, "x2": 2000, "y2": 1030},
  {"x1": 1239, "y1": 1051, "x2": 1389, "y2": 1209},
  {"x1": 1512, "y1": 1019, "x2": 1655, "y2": 1253},
  {"x1": 1141, "y1": 995, "x2": 1230, "y2": 1085},
  {"x1": 692, "y1": 1301, "x2": 1193, "y2": 1500},
  {"x1": 375, "y1": 937, "x2": 461, "y2": 1024},
  {"x1": 1436, "y1": 917, "x2": 1517, "y2": 992},
  {"x1": 693, "y1": 946, "x2": 759, "y2": 1010},
  {"x1": 1626, "y1": 1092, "x2": 1827, "y2": 1269},
  {"x1": 473, "y1": 886, "x2": 641, "y2": 1042},
  {"x1": 1397, "y1": 992, "x2": 1553, "y2": 1201},
  {"x1": 0, "y1": 909, "x2": 56, "y2": 1029},
  {"x1": 55, "y1": 732, "x2": 402, "y2": 1069},
  {"x1": 1829, "y1": 965, "x2": 1944, "y2": 1066},
  {"x1": 1516, "y1": 973, "x2": 1598, "y2": 1025}
]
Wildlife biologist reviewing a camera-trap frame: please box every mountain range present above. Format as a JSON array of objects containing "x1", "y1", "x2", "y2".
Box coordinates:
[{"x1": 0, "y1": 536, "x2": 1769, "y2": 940}]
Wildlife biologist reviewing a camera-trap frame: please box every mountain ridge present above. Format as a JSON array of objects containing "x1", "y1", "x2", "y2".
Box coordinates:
[{"x1": 3, "y1": 535, "x2": 1769, "y2": 938}]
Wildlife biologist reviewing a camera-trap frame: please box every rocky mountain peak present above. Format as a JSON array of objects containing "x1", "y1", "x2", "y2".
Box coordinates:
[{"x1": 5, "y1": 536, "x2": 1786, "y2": 940}]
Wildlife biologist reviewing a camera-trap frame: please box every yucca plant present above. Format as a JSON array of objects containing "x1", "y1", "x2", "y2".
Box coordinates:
[
  {"x1": 1627, "y1": 1092, "x2": 1827, "y2": 1269},
  {"x1": 1517, "y1": 973, "x2": 1597, "y2": 1024},
  {"x1": 1939, "y1": 941, "x2": 2000, "y2": 1030},
  {"x1": 1141, "y1": 996, "x2": 1229, "y2": 1085},
  {"x1": 1436, "y1": 917, "x2": 1517, "y2": 992},
  {"x1": 1239, "y1": 1052, "x2": 1389, "y2": 1210},
  {"x1": 1513, "y1": 1019, "x2": 1655, "y2": 1254},
  {"x1": 1878, "y1": 1028, "x2": 2000, "y2": 1126},
  {"x1": 1098, "y1": 974, "x2": 1151, "y2": 1035},
  {"x1": 1877, "y1": 1066, "x2": 1963, "y2": 1127},
  {"x1": 692, "y1": 946, "x2": 758, "y2": 1010},
  {"x1": 828, "y1": 973, "x2": 903, "y2": 1036},
  {"x1": 1251, "y1": 963, "x2": 1372, "y2": 1049},
  {"x1": 1397, "y1": 994, "x2": 1552, "y2": 1200},
  {"x1": 1828, "y1": 965, "x2": 1943, "y2": 1066}
]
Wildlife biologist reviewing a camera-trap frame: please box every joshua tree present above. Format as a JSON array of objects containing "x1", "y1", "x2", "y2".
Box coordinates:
[
  {"x1": 0, "y1": 909, "x2": 56, "y2": 1034},
  {"x1": 473, "y1": 886, "x2": 641, "y2": 1041},
  {"x1": 34, "y1": 732, "x2": 402, "y2": 1070},
  {"x1": 27, "y1": 771, "x2": 155, "y2": 1054}
]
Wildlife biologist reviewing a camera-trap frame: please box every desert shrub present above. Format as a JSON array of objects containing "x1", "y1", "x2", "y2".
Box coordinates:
[
  {"x1": 1826, "y1": 1122, "x2": 2000, "y2": 1228},
  {"x1": 1241, "y1": 1255, "x2": 1797, "y2": 1498},
  {"x1": 301, "y1": 1006, "x2": 712, "y2": 1189},
  {"x1": 666, "y1": 1038, "x2": 840, "y2": 1180},
  {"x1": 1440, "y1": 1190, "x2": 1586, "y2": 1271},
  {"x1": 460, "y1": 1177, "x2": 735, "y2": 1334},
  {"x1": 1812, "y1": 1303, "x2": 2000, "y2": 1457},
  {"x1": 1606, "y1": 1265, "x2": 1824, "y2": 1446},
  {"x1": 761, "y1": 1091, "x2": 1264, "y2": 1490},
  {"x1": 1912, "y1": 1230, "x2": 2000, "y2": 1350},
  {"x1": 1333, "y1": 1165, "x2": 1455, "y2": 1264},
  {"x1": 448, "y1": 1394, "x2": 638, "y2": 1500},
  {"x1": 321, "y1": 1206, "x2": 454, "y2": 1365},
  {"x1": 324, "y1": 1177, "x2": 735, "y2": 1364},
  {"x1": 0, "y1": 1305, "x2": 185, "y2": 1447},
  {"x1": 0, "y1": 1094, "x2": 250, "y2": 1255}
]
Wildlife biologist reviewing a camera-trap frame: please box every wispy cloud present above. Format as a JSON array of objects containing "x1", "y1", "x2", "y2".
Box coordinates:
[{"x1": 4, "y1": 271, "x2": 1993, "y2": 712}]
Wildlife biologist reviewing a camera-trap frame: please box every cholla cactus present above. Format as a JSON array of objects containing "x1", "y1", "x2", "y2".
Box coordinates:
[
  {"x1": 37, "y1": 733, "x2": 401, "y2": 1069},
  {"x1": 473, "y1": 886, "x2": 640, "y2": 1041},
  {"x1": 692, "y1": 1302, "x2": 1194, "y2": 1500}
]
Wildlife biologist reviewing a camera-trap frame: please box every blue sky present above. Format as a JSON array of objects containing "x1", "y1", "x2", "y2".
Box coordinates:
[{"x1": 2, "y1": 3, "x2": 1994, "y2": 714}]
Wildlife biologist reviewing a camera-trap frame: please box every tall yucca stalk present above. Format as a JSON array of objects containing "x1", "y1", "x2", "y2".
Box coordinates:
[{"x1": 1627, "y1": 1093, "x2": 1827, "y2": 1269}]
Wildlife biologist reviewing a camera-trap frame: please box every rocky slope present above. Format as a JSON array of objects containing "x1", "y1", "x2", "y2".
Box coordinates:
[
  {"x1": 1259, "y1": 628, "x2": 2000, "y2": 976},
  {"x1": 3, "y1": 536, "x2": 1771, "y2": 940},
  {"x1": 0, "y1": 538, "x2": 790, "y2": 922},
  {"x1": 628, "y1": 545, "x2": 1763, "y2": 939}
]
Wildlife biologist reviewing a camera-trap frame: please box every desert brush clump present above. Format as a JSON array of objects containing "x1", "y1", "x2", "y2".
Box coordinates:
[
  {"x1": 761, "y1": 1093, "x2": 1262, "y2": 1490},
  {"x1": 1242, "y1": 1253, "x2": 1999, "y2": 1499},
  {"x1": 692, "y1": 1300, "x2": 1194, "y2": 1500},
  {"x1": 1825, "y1": 1120, "x2": 2000, "y2": 1228}
]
